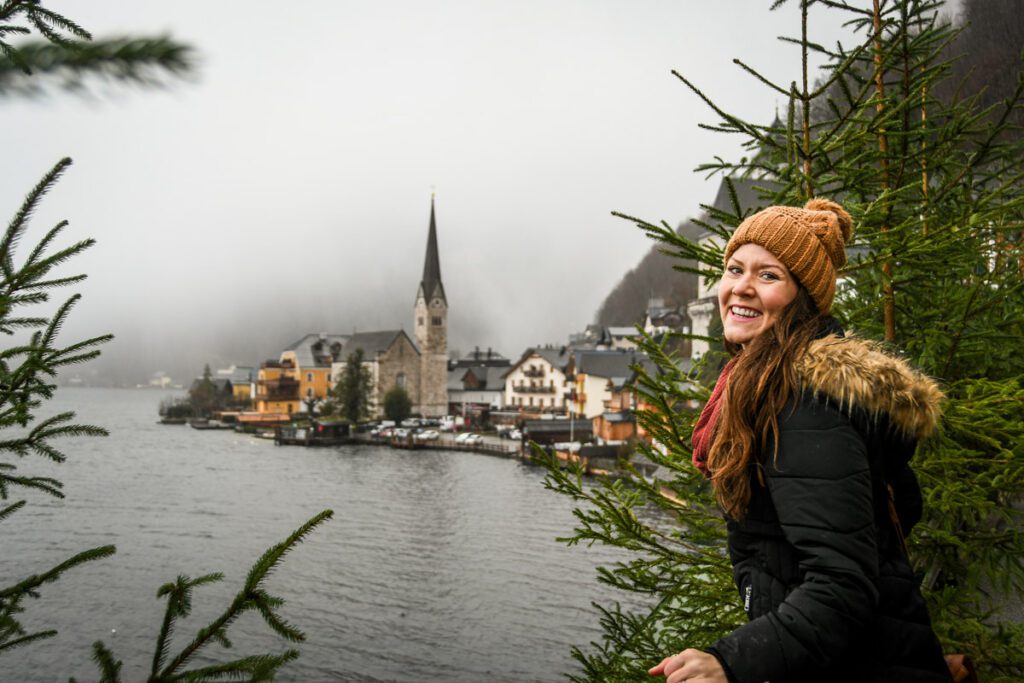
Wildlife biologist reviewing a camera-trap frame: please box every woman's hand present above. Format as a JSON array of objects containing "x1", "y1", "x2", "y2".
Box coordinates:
[{"x1": 648, "y1": 649, "x2": 728, "y2": 683}]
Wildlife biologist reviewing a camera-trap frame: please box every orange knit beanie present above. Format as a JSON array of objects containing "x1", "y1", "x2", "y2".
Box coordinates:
[{"x1": 723, "y1": 198, "x2": 854, "y2": 313}]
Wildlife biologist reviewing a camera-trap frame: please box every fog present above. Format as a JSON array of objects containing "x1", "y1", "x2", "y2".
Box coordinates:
[{"x1": 2, "y1": 1, "x2": 861, "y2": 385}]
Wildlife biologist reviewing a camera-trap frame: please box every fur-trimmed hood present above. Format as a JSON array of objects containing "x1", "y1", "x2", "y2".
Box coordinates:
[{"x1": 795, "y1": 335, "x2": 944, "y2": 440}]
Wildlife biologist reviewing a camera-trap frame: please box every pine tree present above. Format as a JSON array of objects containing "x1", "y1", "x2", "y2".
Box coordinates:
[
  {"x1": 188, "y1": 363, "x2": 221, "y2": 418},
  {"x1": 1, "y1": 5, "x2": 333, "y2": 680},
  {"x1": 383, "y1": 384, "x2": 412, "y2": 424},
  {"x1": 541, "y1": 1, "x2": 1024, "y2": 680},
  {"x1": 330, "y1": 348, "x2": 374, "y2": 423}
]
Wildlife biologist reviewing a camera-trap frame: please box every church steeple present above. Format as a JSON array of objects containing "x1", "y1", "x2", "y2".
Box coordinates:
[
  {"x1": 413, "y1": 194, "x2": 448, "y2": 418},
  {"x1": 419, "y1": 195, "x2": 446, "y2": 304}
]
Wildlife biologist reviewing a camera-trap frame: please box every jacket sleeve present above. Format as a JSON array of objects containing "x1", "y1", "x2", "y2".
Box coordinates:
[{"x1": 706, "y1": 397, "x2": 880, "y2": 682}]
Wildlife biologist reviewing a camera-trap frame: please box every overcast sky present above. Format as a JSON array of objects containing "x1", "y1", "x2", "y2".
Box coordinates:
[{"x1": 4, "y1": 1, "x2": 875, "y2": 383}]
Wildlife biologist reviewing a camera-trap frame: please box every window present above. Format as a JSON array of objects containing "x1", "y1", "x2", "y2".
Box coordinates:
[
  {"x1": 396, "y1": 372, "x2": 406, "y2": 388},
  {"x1": 418, "y1": 317, "x2": 424, "y2": 326},
  {"x1": 432, "y1": 316, "x2": 442, "y2": 326},
  {"x1": 307, "y1": 373, "x2": 313, "y2": 382},
  {"x1": 306, "y1": 388, "x2": 312, "y2": 398}
]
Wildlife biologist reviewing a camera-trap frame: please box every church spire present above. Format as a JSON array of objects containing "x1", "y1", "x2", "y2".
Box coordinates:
[{"x1": 420, "y1": 194, "x2": 446, "y2": 304}]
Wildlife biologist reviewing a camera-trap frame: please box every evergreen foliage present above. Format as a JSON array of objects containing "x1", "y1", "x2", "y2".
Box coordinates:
[
  {"x1": 188, "y1": 363, "x2": 225, "y2": 418},
  {"x1": 330, "y1": 348, "x2": 373, "y2": 423},
  {"x1": 2, "y1": 4, "x2": 331, "y2": 680},
  {"x1": 158, "y1": 396, "x2": 193, "y2": 420},
  {"x1": 0, "y1": 0, "x2": 192, "y2": 98},
  {"x1": 543, "y1": 1, "x2": 1024, "y2": 680},
  {"x1": 383, "y1": 384, "x2": 412, "y2": 424}
]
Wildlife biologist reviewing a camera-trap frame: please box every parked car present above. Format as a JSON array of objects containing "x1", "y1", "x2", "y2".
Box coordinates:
[
  {"x1": 415, "y1": 429, "x2": 440, "y2": 441},
  {"x1": 508, "y1": 428, "x2": 522, "y2": 440},
  {"x1": 454, "y1": 432, "x2": 475, "y2": 444},
  {"x1": 463, "y1": 433, "x2": 483, "y2": 445}
]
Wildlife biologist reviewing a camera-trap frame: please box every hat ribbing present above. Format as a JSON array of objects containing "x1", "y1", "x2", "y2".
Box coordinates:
[{"x1": 723, "y1": 198, "x2": 853, "y2": 313}]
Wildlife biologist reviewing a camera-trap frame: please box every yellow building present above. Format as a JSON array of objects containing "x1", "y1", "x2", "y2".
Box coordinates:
[
  {"x1": 254, "y1": 360, "x2": 301, "y2": 415},
  {"x1": 280, "y1": 334, "x2": 344, "y2": 404}
]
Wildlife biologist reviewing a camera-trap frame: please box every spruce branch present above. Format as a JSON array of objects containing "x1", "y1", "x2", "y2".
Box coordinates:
[
  {"x1": 150, "y1": 573, "x2": 224, "y2": 678},
  {"x1": 0, "y1": 544, "x2": 116, "y2": 601},
  {"x1": 1, "y1": 157, "x2": 72, "y2": 281},
  {"x1": 90, "y1": 640, "x2": 123, "y2": 683},
  {"x1": 0, "y1": 36, "x2": 194, "y2": 97},
  {"x1": 0, "y1": 469, "x2": 65, "y2": 499},
  {"x1": 0, "y1": 628, "x2": 57, "y2": 653},
  {"x1": 0, "y1": 497, "x2": 24, "y2": 520},
  {"x1": 152, "y1": 510, "x2": 333, "y2": 681}
]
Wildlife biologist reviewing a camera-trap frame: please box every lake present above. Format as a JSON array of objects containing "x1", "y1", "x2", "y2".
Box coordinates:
[{"x1": 2, "y1": 388, "x2": 643, "y2": 682}]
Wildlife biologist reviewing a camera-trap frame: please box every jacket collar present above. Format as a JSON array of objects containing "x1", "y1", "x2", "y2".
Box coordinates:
[{"x1": 795, "y1": 335, "x2": 944, "y2": 440}]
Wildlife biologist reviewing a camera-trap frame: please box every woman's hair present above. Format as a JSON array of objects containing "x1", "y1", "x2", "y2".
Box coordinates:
[{"x1": 706, "y1": 286, "x2": 825, "y2": 519}]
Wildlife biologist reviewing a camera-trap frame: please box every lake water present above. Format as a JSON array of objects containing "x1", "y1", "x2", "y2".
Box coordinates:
[{"x1": 2, "y1": 388, "x2": 644, "y2": 682}]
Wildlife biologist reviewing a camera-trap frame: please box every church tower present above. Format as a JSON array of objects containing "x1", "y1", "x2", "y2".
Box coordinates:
[{"x1": 414, "y1": 196, "x2": 449, "y2": 417}]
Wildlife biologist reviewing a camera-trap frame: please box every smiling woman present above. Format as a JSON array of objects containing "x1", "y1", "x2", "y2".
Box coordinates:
[{"x1": 651, "y1": 199, "x2": 952, "y2": 683}]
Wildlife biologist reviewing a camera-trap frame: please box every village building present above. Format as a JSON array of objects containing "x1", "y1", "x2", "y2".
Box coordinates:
[
  {"x1": 254, "y1": 359, "x2": 301, "y2": 415},
  {"x1": 502, "y1": 346, "x2": 572, "y2": 415},
  {"x1": 447, "y1": 347, "x2": 510, "y2": 423},
  {"x1": 643, "y1": 297, "x2": 690, "y2": 337},
  {"x1": 568, "y1": 324, "x2": 613, "y2": 350},
  {"x1": 591, "y1": 379, "x2": 637, "y2": 444},
  {"x1": 605, "y1": 326, "x2": 639, "y2": 350},
  {"x1": 567, "y1": 349, "x2": 650, "y2": 419},
  {"x1": 215, "y1": 365, "x2": 256, "y2": 404},
  {"x1": 281, "y1": 334, "x2": 343, "y2": 405}
]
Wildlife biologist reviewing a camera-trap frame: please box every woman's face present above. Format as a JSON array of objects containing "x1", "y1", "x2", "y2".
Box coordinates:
[{"x1": 719, "y1": 243, "x2": 799, "y2": 346}]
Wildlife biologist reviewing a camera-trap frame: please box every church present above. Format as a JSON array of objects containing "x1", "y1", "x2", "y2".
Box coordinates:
[{"x1": 252, "y1": 199, "x2": 449, "y2": 418}]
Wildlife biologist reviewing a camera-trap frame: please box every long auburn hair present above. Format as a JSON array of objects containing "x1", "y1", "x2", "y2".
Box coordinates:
[{"x1": 706, "y1": 287, "x2": 825, "y2": 520}]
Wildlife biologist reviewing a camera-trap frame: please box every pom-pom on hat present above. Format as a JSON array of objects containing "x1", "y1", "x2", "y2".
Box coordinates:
[{"x1": 723, "y1": 198, "x2": 854, "y2": 313}]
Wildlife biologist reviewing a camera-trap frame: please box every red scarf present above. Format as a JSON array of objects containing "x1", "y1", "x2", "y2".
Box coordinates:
[{"x1": 691, "y1": 357, "x2": 737, "y2": 477}]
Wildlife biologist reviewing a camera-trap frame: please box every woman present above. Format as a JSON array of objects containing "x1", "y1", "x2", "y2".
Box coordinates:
[{"x1": 649, "y1": 199, "x2": 951, "y2": 682}]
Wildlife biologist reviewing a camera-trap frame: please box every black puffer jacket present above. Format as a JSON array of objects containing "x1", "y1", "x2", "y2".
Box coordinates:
[{"x1": 705, "y1": 335, "x2": 952, "y2": 683}]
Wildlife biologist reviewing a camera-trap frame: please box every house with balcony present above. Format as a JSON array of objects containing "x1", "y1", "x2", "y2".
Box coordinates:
[
  {"x1": 254, "y1": 359, "x2": 301, "y2": 415},
  {"x1": 502, "y1": 346, "x2": 571, "y2": 415}
]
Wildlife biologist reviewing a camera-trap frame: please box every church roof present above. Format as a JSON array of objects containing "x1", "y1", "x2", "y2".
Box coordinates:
[
  {"x1": 419, "y1": 196, "x2": 446, "y2": 304},
  {"x1": 282, "y1": 330, "x2": 414, "y2": 367},
  {"x1": 346, "y1": 330, "x2": 411, "y2": 357}
]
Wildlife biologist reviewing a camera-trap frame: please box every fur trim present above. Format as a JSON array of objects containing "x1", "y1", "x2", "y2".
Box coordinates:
[{"x1": 795, "y1": 335, "x2": 944, "y2": 440}]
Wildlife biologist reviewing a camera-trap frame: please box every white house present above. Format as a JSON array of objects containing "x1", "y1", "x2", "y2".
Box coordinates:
[{"x1": 503, "y1": 347, "x2": 571, "y2": 413}]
